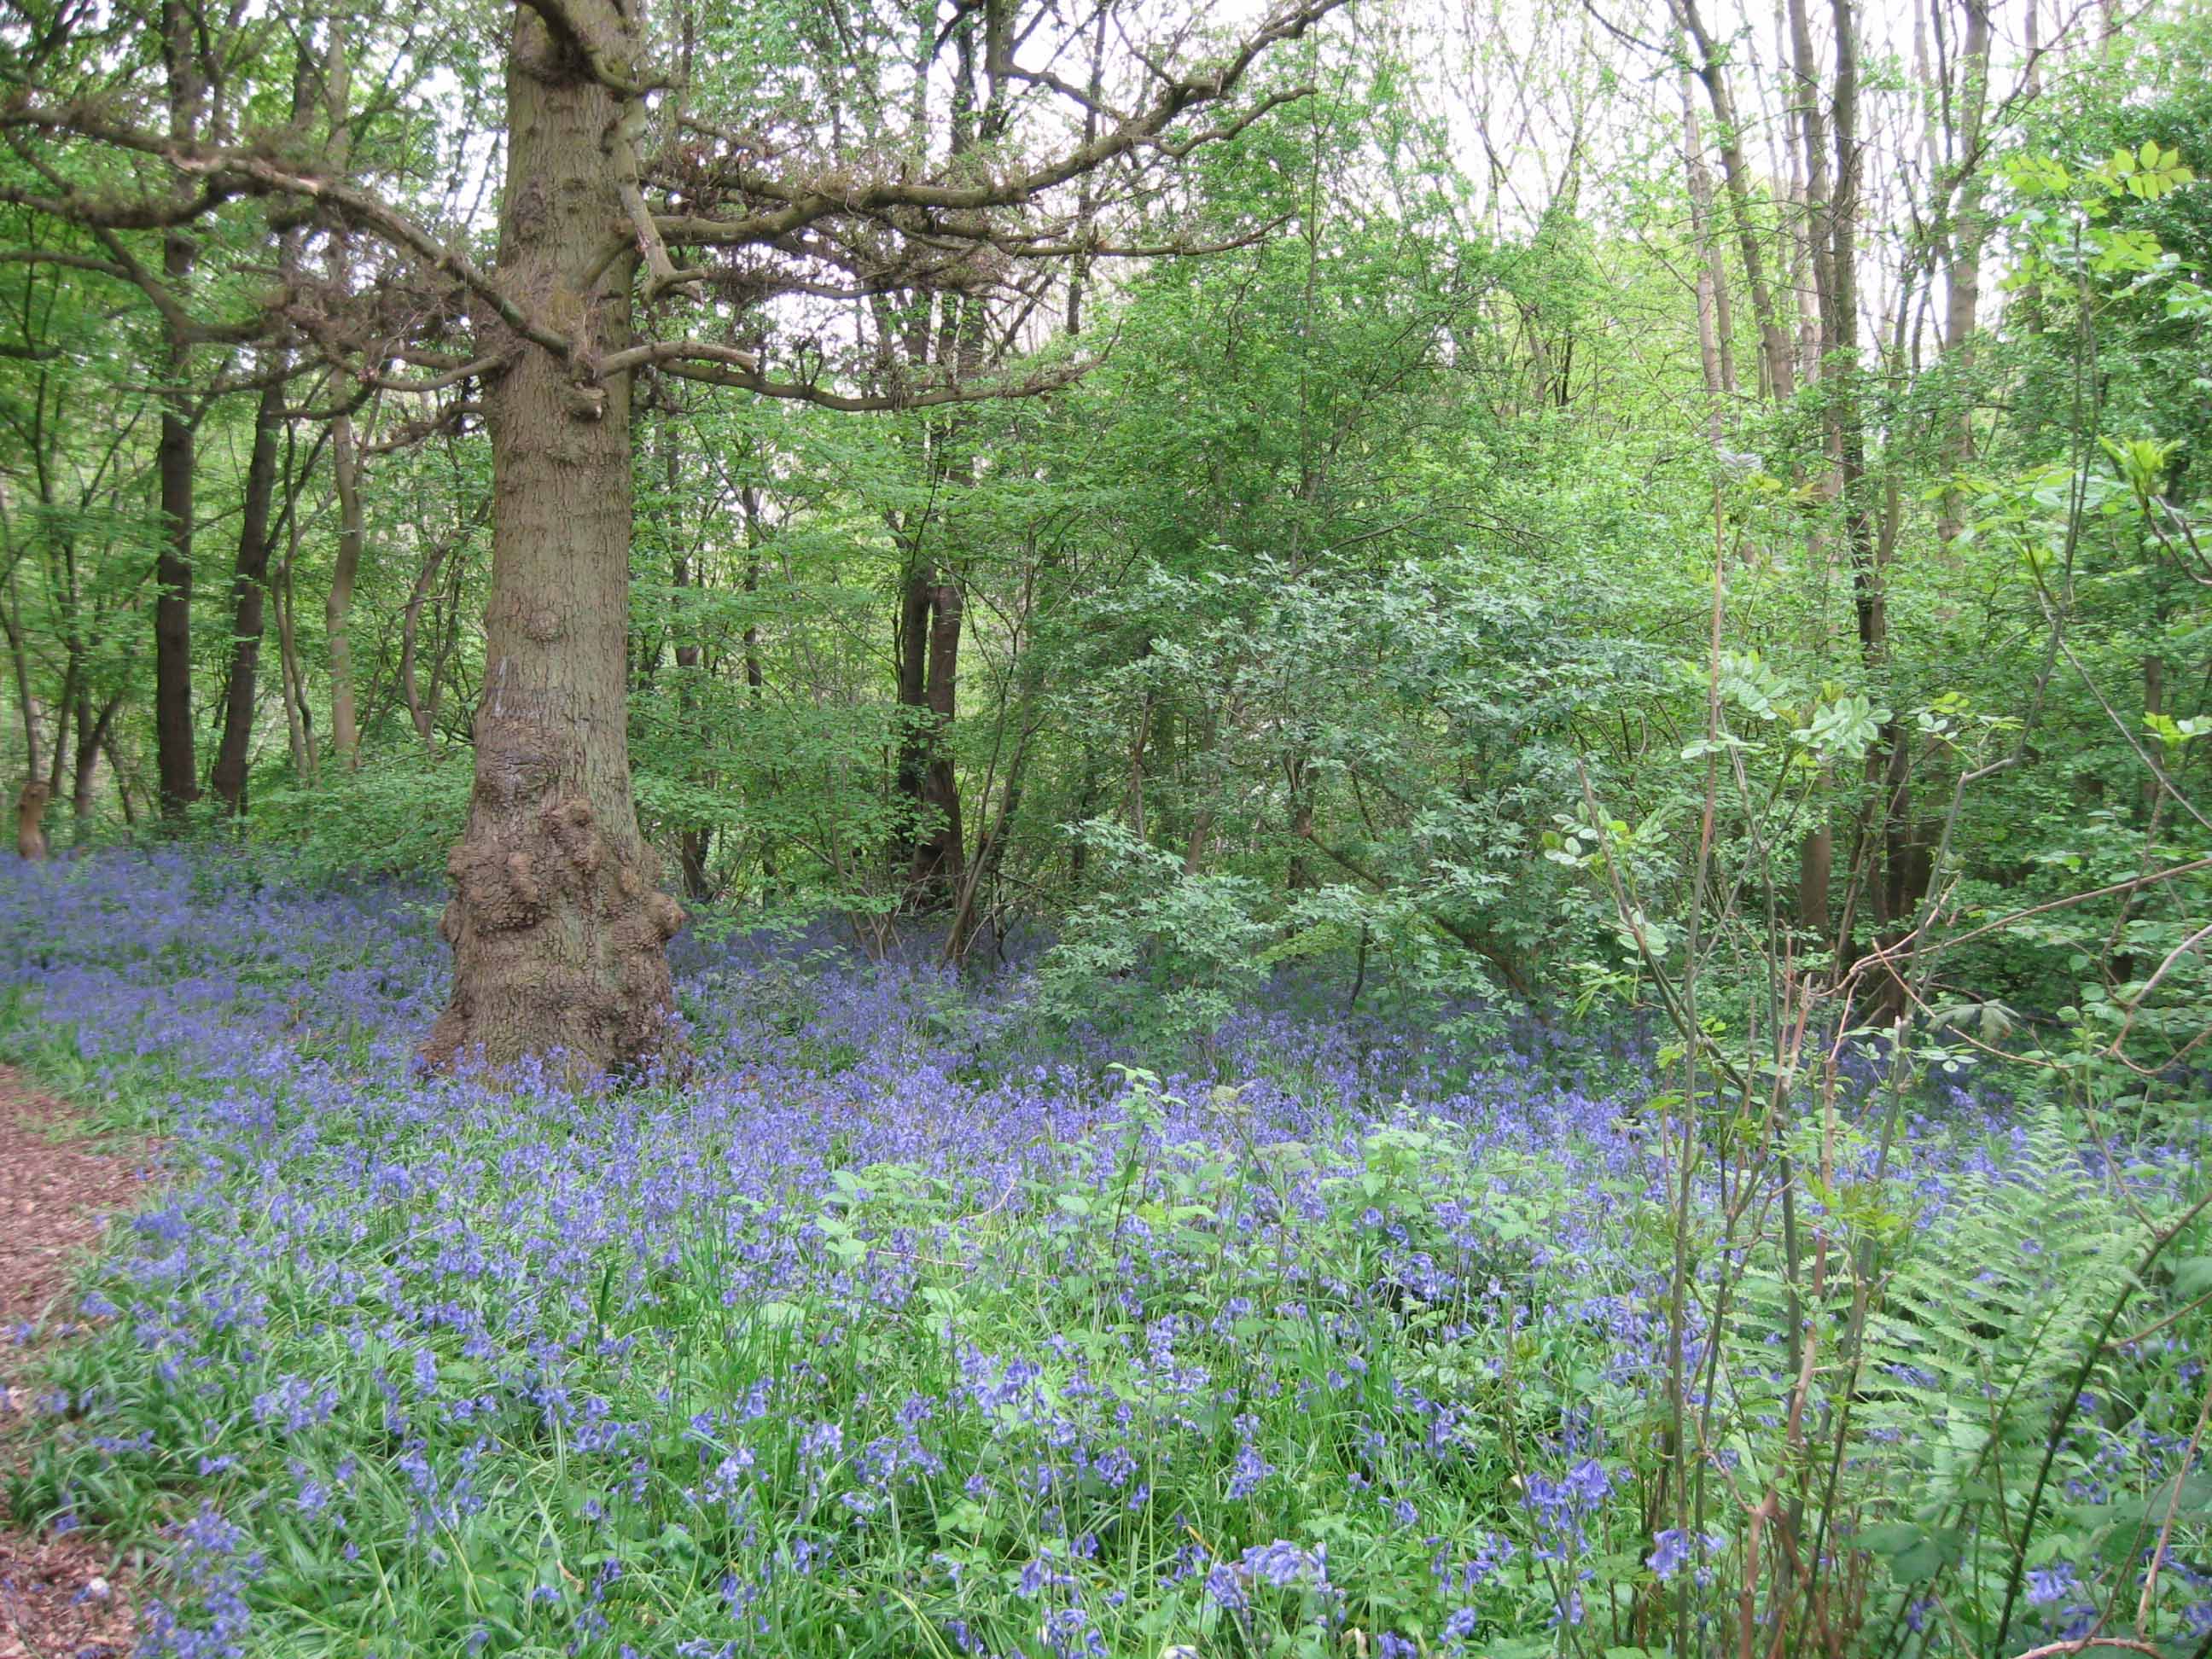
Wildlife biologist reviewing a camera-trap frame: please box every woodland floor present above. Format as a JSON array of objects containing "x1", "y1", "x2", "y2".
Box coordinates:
[{"x1": 0, "y1": 1071, "x2": 142, "y2": 1659}]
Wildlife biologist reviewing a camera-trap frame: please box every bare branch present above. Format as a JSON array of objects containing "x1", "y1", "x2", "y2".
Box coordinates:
[
  {"x1": 1, "y1": 102, "x2": 570, "y2": 357},
  {"x1": 664, "y1": 2, "x2": 1345, "y2": 247},
  {"x1": 659, "y1": 353, "x2": 1091, "y2": 412},
  {"x1": 594, "y1": 339, "x2": 759, "y2": 378}
]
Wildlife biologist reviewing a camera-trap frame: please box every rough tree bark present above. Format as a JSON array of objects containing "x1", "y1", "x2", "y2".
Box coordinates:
[{"x1": 420, "y1": 4, "x2": 684, "y2": 1074}]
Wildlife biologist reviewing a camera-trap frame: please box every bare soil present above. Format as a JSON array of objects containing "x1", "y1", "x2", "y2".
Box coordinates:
[{"x1": 0, "y1": 1068, "x2": 143, "y2": 1658}]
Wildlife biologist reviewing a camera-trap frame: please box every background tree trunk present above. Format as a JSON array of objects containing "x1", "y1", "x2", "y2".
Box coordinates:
[
  {"x1": 5, "y1": 581, "x2": 49, "y2": 860},
  {"x1": 153, "y1": 365, "x2": 197, "y2": 817},
  {"x1": 326, "y1": 409, "x2": 364, "y2": 770},
  {"x1": 421, "y1": 4, "x2": 683, "y2": 1075},
  {"x1": 1936, "y1": 0, "x2": 1993, "y2": 546},
  {"x1": 908, "y1": 574, "x2": 965, "y2": 904},
  {"x1": 152, "y1": 0, "x2": 201, "y2": 819},
  {"x1": 209, "y1": 374, "x2": 287, "y2": 813}
]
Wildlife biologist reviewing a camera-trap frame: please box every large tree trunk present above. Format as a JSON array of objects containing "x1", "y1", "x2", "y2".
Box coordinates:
[
  {"x1": 154, "y1": 371, "x2": 198, "y2": 817},
  {"x1": 152, "y1": 0, "x2": 200, "y2": 820},
  {"x1": 209, "y1": 375, "x2": 286, "y2": 813},
  {"x1": 422, "y1": 5, "x2": 682, "y2": 1075}
]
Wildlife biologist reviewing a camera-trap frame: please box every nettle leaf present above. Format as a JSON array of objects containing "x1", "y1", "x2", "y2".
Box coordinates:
[
  {"x1": 2092, "y1": 226, "x2": 2168, "y2": 273},
  {"x1": 2167, "y1": 282, "x2": 2212, "y2": 321},
  {"x1": 1680, "y1": 733, "x2": 1761, "y2": 760},
  {"x1": 1714, "y1": 649, "x2": 1794, "y2": 719},
  {"x1": 2144, "y1": 712, "x2": 2212, "y2": 752},
  {"x1": 1792, "y1": 695, "x2": 1890, "y2": 762},
  {"x1": 1859, "y1": 1522, "x2": 1966, "y2": 1582}
]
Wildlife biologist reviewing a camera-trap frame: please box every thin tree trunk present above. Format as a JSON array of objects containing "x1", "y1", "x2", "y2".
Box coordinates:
[
  {"x1": 1796, "y1": 0, "x2": 1910, "y2": 998},
  {"x1": 1125, "y1": 690, "x2": 1152, "y2": 844},
  {"x1": 891, "y1": 299, "x2": 977, "y2": 911},
  {"x1": 2142, "y1": 654, "x2": 2165, "y2": 820},
  {"x1": 893, "y1": 556, "x2": 934, "y2": 876},
  {"x1": 668, "y1": 419, "x2": 710, "y2": 899},
  {"x1": 1286, "y1": 753, "x2": 1314, "y2": 889},
  {"x1": 102, "y1": 729, "x2": 139, "y2": 828},
  {"x1": 72, "y1": 693, "x2": 118, "y2": 844},
  {"x1": 946, "y1": 716, "x2": 1033, "y2": 966},
  {"x1": 400, "y1": 526, "x2": 459, "y2": 754},
  {"x1": 275, "y1": 527, "x2": 315, "y2": 782},
  {"x1": 1064, "y1": 9, "x2": 1108, "y2": 335},
  {"x1": 422, "y1": 4, "x2": 683, "y2": 1074},
  {"x1": 1797, "y1": 811, "x2": 1833, "y2": 934},
  {"x1": 70, "y1": 685, "x2": 95, "y2": 835},
  {"x1": 740, "y1": 498, "x2": 773, "y2": 888},
  {"x1": 209, "y1": 373, "x2": 287, "y2": 813},
  {"x1": 1679, "y1": 67, "x2": 1735, "y2": 442},
  {"x1": 422, "y1": 550, "x2": 468, "y2": 743},
  {"x1": 326, "y1": 408, "x2": 364, "y2": 770},
  {"x1": 1674, "y1": 0, "x2": 1798, "y2": 401},
  {"x1": 1936, "y1": 0, "x2": 1993, "y2": 545}
]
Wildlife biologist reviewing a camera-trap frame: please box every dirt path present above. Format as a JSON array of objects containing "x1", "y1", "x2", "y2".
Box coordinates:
[{"x1": 0, "y1": 1068, "x2": 143, "y2": 1659}]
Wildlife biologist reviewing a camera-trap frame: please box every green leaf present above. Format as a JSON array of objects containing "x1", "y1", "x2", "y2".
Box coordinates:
[
  {"x1": 2172, "y1": 1256, "x2": 2212, "y2": 1300},
  {"x1": 1859, "y1": 1522, "x2": 1965, "y2": 1583}
]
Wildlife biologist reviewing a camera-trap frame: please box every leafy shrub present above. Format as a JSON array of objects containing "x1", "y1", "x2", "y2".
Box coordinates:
[{"x1": 247, "y1": 753, "x2": 474, "y2": 882}]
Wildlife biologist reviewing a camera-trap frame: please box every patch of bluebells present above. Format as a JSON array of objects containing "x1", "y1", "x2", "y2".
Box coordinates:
[
  {"x1": 0, "y1": 851, "x2": 2205, "y2": 1656},
  {"x1": 137, "y1": 1504, "x2": 260, "y2": 1659}
]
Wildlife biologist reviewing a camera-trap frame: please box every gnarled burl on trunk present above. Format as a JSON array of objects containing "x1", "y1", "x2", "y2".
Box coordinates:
[{"x1": 417, "y1": 1, "x2": 682, "y2": 1075}]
